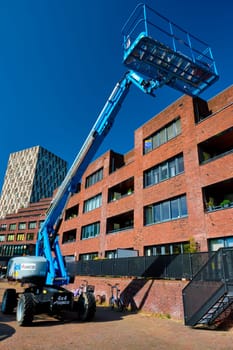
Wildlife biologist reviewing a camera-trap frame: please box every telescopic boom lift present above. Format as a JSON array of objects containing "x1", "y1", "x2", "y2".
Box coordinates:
[{"x1": 1, "y1": 4, "x2": 218, "y2": 326}]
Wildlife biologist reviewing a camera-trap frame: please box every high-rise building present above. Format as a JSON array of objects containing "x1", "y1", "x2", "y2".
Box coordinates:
[{"x1": 0, "y1": 146, "x2": 67, "y2": 218}]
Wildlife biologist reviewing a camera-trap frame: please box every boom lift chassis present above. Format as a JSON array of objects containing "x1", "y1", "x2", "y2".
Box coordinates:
[{"x1": 1, "y1": 4, "x2": 218, "y2": 326}]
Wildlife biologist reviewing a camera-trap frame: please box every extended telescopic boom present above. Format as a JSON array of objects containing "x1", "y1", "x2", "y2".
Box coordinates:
[{"x1": 36, "y1": 71, "x2": 159, "y2": 285}]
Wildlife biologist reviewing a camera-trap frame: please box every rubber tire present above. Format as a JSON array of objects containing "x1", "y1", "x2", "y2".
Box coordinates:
[
  {"x1": 16, "y1": 293, "x2": 34, "y2": 326},
  {"x1": 77, "y1": 292, "x2": 96, "y2": 321},
  {"x1": 1, "y1": 288, "x2": 17, "y2": 314}
]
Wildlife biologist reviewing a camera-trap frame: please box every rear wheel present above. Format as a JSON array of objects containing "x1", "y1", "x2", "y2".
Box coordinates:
[
  {"x1": 77, "y1": 292, "x2": 96, "y2": 321},
  {"x1": 16, "y1": 293, "x2": 34, "y2": 326},
  {"x1": 1, "y1": 288, "x2": 17, "y2": 314}
]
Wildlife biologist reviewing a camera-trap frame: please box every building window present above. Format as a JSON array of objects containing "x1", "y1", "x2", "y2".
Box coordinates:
[
  {"x1": 105, "y1": 250, "x2": 116, "y2": 259},
  {"x1": 0, "y1": 234, "x2": 5, "y2": 242},
  {"x1": 144, "y1": 241, "x2": 188, "y2": 256},
  {"x1": 18, "y1": 222, "x2": 26, "y2": 230},
  {"x1": 143, "y1": 118, "x2": 181, "y2": 154},
  {"x1": 83, "y1": 194, "x2": 102, "y2": 213},
  {"x1": 9, "y1": 223, "x2": 16, "y2": 231},
  {"x1": 16, "y1": 233, "x2": 25, "y2": 241},
  {"x1": 144, "y1": 194, "x2": 188, "y2": 225},
  {"x1": 28, "y1": 221, "x2": 37, "y2": 229},
  {"x1": 79, "y1": 252, "x2": 98, "y2": 261},
  {"x1": 0, "y1": 224, "x2": 7, "y2": 231},
  {"x1": 62, "y1": 229, "x2": 76, "y2": 244},
  {"x1": 7, "y1": 234, "x2": 15, "y2": 242},
  {"x1": 65, "y1": 205, "x2": 79, "y2": 220},
  {"x1": 208, "y1": 237, "x2": 233, "y2": 252},
  {"x1": 26, "y1": 233, "x2": 34, "y2": 241},
  {"x1": 81, "y1": 222, "x2": 100, "y2": 240},
  {"x1": 85, "y1": 168, "x2": 103, "y2": 188}
]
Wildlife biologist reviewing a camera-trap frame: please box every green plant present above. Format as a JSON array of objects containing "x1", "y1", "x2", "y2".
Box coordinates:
[
  {"x1": 220, "y1": 199, "x2": 231, "y2": 207},
  {"x1": 207, "y1": 197, "x2": 214, "y2": 208},
  {"x1": 184, "y1": 237, "x2": 197, "y2": 253}
]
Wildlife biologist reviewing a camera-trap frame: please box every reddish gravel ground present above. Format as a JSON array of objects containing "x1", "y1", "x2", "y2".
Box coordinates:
[{"x1": 1, "y1": 281, "x2": 233, "y2": 350}]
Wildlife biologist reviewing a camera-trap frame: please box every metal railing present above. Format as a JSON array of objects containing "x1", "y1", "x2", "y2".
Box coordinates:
[
  {"x1": 1, "y1": 251, "x2": 214, "y2": 281},
  {"x1": 182, "y1": 248, "x2": 233, "y2": 326},
  {"x1": 122, "y1": 3, "x2": 218, "y2": 75},
  {"x1": 66, "y1": 252, "x2": 213, "y2": 280}
]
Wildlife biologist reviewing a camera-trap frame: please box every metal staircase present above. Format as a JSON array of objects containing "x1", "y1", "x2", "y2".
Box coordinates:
[{"x1": 183, "y1": 248, "x2": 233, "y2": 328}]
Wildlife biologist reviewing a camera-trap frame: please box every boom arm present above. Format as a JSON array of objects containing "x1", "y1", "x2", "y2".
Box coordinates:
[{"x1": 36, "y1": 70, "x2": 159, "y2": 286}]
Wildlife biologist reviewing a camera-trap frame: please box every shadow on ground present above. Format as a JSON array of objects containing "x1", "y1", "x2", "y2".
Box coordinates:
[
  {"x1": 0, "y1": 305, "x2": 135, "y2": 329},
  {"x1": 0, "y1": 323, "x2": 15, "y2": 341}
]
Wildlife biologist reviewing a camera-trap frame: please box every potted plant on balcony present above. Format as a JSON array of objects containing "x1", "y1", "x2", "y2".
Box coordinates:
[
  {"x1": 220, "y1": 199, "x2": 231, "y2": 208},
  {"x1": 206, "y1": 197, "x2": 214, "y2": 211}
]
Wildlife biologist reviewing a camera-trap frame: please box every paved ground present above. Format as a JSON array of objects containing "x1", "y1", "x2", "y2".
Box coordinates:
[{"x1": 1, "y1": 281, "x2": 233, "y2": 350}]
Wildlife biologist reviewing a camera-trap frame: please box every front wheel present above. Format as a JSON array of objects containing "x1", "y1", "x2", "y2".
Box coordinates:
[
  {"x1": 1, "y1": 288, "x2": 17, "y2": 314},
  {"x1": 16, "y1": 293, "x2": 34, "y2": 326},
  {"x1": 77, "y1": 292, "x2": 96, "y2": 321}
]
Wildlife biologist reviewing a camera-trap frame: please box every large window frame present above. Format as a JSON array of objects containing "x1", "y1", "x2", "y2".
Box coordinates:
[
  {"x1": 83, "y1": 193, "x2": 102, "y2": 213},
  {"x1": 144, "y1": 194, "x2": 188, "y2": 225},
  {"x1": 144, "y1": 153, "x2": 184, "y2": 187},
  {"x1": 144, "y1": 241, "x2": 189, "y2": 256},
  {"x1": 81, "y1": 222, "x2": 100, "y2": 240},
  {"x1": 28, "y1": 221, "x2": 37, "y2": 229},
  {"x1": 18, "y1": 222, "x2": 26, "y2": 230},
  {"x1": 9, "y1": 223, "x2": 16, "y2": 231},
  {"x1": 143, "y1": 118, "x2": 181, "y2": 154},
  {"x1": 16, "y1": 233, "x2": 25, "y2": 241},
  {"x1": 85, "y1": 168, "x2": 103, "y2": 188}
]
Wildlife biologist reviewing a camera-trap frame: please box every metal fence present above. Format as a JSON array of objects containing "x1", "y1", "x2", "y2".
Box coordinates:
[
  {"x1": 1, "y1": 252, "x2": 214, "y2": 280},
  {"x1": 67, "y1": 252, "x2": 213, "y2": 280}
]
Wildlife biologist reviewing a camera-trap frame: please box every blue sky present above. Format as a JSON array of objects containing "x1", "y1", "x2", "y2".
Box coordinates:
[{"x1": 0, "y1": 0, "x2": 232, "y2": 193}]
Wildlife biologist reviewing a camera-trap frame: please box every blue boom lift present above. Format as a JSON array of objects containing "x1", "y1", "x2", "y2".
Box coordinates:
[{"x1": 1, "y1": 4, "x2": 218, "y2": 326}]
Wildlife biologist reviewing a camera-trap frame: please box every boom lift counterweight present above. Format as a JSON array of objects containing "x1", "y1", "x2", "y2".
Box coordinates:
[{"x1": 1, "y1": 4, "x2": 218, "y2": 326}]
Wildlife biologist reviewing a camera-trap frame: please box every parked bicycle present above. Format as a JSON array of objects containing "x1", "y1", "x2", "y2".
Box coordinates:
[
  {"x1": 108, "y1": 283, "x2": 126, "y2": 311},
  {"x1": 73, "y1": 280, "x2": 96, "y2": 321}
]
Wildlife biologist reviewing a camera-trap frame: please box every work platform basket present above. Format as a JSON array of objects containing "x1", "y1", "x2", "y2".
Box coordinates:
[{"x1": 122, "y1": 4, "x2": 219, "y2": 97}]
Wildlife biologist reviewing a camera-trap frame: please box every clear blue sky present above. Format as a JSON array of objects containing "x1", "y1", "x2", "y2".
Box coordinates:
[{"x1": 0, "y1": 0, "x2": 232, "y2": 193}]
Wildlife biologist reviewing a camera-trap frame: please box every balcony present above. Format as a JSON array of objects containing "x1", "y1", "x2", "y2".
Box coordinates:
[
  {"x1": 198, "y1": 127, "x2": 233, "y2": 164},
  {"x1": 106, "y1": 211, "x2": 134, "y2": 234},
  {"x1": 62, "y1": 229, "x2": 77, "y2": 244},
  {"x1": 108, "y1": 177, "x2": 134, "y2": 202},
  {"x1": 64, "y1": 204, "x2": 79, "y2": 220},
  {"x1": 203, "y1": 178, "x2": 233, "y2": 212}
]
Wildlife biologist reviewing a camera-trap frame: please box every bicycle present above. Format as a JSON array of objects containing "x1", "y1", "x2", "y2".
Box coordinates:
[
  {"x1": 108, "y1": 283, "x2": 126, "y2": 311},
  {"x1": 73, "y1": 280, "x2": 96, "y2": 321}
]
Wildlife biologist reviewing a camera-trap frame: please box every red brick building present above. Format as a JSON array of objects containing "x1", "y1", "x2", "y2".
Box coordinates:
[
  {"x1": 0, "y1": 85, "x2": 233, "y2": 260},
  {"x1": 0, "y1": 198, "x2": 50, "y2": 257}
]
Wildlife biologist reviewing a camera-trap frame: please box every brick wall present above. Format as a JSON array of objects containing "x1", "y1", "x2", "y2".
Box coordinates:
[{"x1": 68, "y1": 276, "x2": 188, "y2": 321}]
